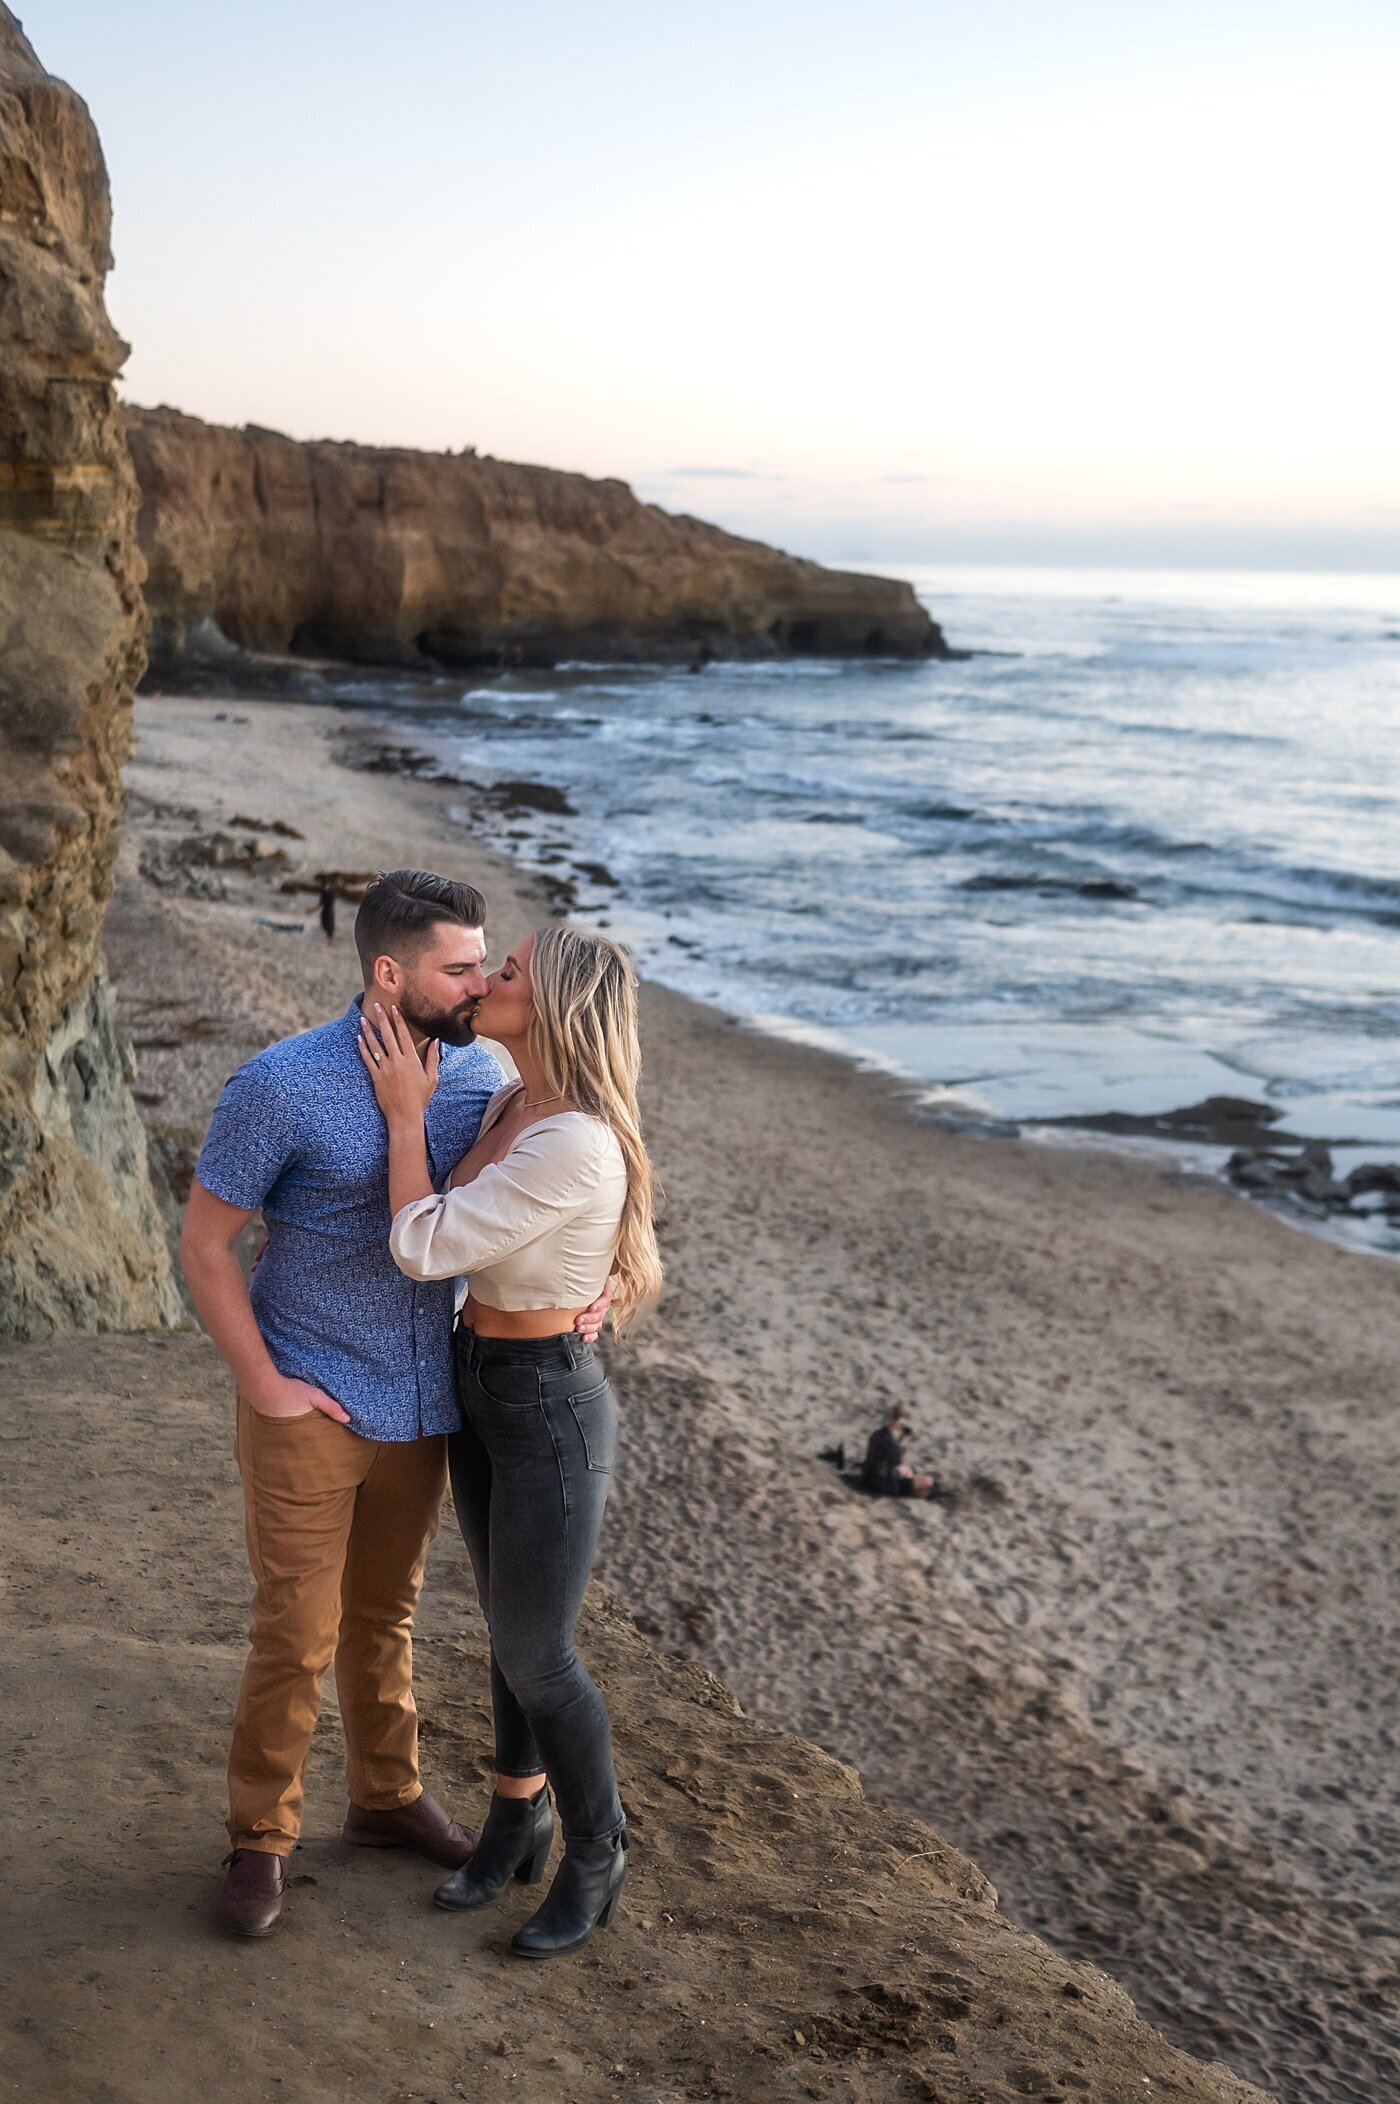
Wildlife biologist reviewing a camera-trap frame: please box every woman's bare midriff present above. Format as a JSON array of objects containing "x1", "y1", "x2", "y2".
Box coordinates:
[{"x1": 463, "y1": 1294, "x2": 589, "y2": 1339}]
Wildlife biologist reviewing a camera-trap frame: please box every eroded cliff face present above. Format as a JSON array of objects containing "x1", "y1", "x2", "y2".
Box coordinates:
[
  {"x1": 0, "y1": 8, "x2": 181, "y2": 1337},
  {"x1": 126, "y1": 404, "x2": 945, "y2": 670}
]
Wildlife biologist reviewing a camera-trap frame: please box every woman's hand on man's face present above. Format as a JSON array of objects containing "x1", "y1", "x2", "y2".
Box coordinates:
[{"x1": 358, "y1": 1002, "x2": 440, "y2": 1123}]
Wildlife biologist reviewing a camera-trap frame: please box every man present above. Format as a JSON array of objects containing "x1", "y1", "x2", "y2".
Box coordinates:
[
  {"x1": 861, "y1": 1409, "x2": 938, "y2": 1500},
  {"x1": 182, "y1": 869, "x2": 608, "y2": 1937}
]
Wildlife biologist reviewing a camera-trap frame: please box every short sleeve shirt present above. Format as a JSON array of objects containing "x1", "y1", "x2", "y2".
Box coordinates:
[{"x1": 196, "y1": 997, "x2": 507, "y2": 1439}]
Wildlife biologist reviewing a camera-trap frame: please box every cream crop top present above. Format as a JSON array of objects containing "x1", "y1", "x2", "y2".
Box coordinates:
[{"x1": 388, "y1": 1086, "x2": 626, "y2": 1311}]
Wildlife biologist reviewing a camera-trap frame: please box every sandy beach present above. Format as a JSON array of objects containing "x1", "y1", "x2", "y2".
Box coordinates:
[{"x1": 12, "y1": 691, "x2": 1395, "y2": 2100}]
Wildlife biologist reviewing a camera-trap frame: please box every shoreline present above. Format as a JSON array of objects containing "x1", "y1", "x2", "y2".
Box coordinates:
[
  {"x1": 98, "y1": 692, "x2": 1400, "y2": 2100},
  {"x1": 323, "y1": 683, "x2": 1400, "y2": 1267}
]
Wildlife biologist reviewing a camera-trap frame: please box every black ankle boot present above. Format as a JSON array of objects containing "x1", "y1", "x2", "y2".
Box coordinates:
[
  {"x1": 433, "y1": 1787, "x2": 553, "y2": 1911},
  {"x1": 510, "y1": 1829, "x2": 627, "y2": 1958}
]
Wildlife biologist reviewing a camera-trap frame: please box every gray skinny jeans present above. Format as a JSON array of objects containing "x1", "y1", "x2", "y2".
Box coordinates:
[{"x1": 448, "y1": 1326, "x2": 624, "y2": 1844}]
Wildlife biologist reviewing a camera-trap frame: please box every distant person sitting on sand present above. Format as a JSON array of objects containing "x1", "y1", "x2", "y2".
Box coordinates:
[{"x1": 862, "y1": 1409, "x2": 938, "y2": 1500}]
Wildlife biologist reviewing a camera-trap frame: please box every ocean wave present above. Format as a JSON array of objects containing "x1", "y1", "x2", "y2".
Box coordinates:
[
  {"x1": 956, "y1": 691, "x2": 1289, "y2": 747},
  {"x1": 1165, "y1": 860, "x2": 1400, "y2": 927},
  {"x1": 931, "y1": 826, "x2": 1400, "y2": 931}
]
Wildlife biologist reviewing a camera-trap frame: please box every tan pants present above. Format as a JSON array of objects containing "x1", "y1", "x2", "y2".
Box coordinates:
[{"x1": 228, "y1": 1397, "x2": 448, "y2": 1855}]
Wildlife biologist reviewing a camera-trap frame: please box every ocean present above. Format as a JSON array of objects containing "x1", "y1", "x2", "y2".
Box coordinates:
[{"x1": 348, "y1": 564, "x2": 1400, "y2": 1251}]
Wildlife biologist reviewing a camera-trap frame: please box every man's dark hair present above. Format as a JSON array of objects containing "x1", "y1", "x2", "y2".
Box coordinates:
[{"x1": 354, "y1": 869, "x2": 486, "y2": 975}]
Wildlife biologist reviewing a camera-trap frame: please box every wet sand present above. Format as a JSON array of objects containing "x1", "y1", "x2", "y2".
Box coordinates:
[{"x1": 83, "y1": 695, "x2": 1400, "y2": 2099}]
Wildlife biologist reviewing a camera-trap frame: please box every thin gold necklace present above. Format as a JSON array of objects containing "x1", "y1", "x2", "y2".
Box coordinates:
[{"x1": 520, "y1": 1091, "x2": 566, "y2": 1109}]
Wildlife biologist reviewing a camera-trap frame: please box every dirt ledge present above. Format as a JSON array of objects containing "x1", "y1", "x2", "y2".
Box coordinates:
[{"x1": 1, "y1": 1330, "x2": 1270, "y2": 2104}]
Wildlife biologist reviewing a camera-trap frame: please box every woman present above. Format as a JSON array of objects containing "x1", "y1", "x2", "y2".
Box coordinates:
[{"x1": 358, "y1": 924, "x2": 661, "y2": 1958}]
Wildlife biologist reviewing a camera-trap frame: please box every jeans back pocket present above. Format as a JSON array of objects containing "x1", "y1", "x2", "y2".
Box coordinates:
[{"x1": 567, "y1": 1382, "x2": 617, "y2": 1474}]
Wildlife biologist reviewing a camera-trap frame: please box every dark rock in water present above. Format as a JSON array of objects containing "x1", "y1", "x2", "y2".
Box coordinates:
[
  {"x1": 1181, "y1": 1097, "x2": 1284, "y2": 1134},
  {"x1": 575, "y1": 860, "x2": 620, "y2": 889},
  {"x1": 1076, "y1": 878, "x2": 1139, "y2": 900},
  {"x1": 960, "y1": 873, "x2": 1138, "y2": 901},
  {"x1": 1050, "y1": 1097, "x2": 1285, "y2": 1149},
  {"x1": 541, "y1": 875, "x2": 580, "y2": 913},
  {"x1": 1295, "y1": 1156, "x2": 1351, "y2": 1208},
  {"x1": 488, "y1": 779, "x2": 577, "y2": 817},
  {"x1": 347, "y1": 738, "x2": 449, "y2": 778},
  {"x1": 1344, "y1": 1162, "x2": 1400, "y2": 1197},
  {"x1": 921, "y1": 1105, "x2": 1023, "y2": 1141},
  {"x1": 1226, "y1": 1143, "x2": 1351, "y2": 1211},
  {"x1": 337, "y1": 733, "x2": 579, "y2": 826},
  {"x1": 1226, "y1": 1150, "x2": 1292, "y2": 1190}
]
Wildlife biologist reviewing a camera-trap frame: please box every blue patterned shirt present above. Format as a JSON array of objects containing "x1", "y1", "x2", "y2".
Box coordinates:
[{"x1": 195, "y1": 997, "x2": 507, "y2": 1440}]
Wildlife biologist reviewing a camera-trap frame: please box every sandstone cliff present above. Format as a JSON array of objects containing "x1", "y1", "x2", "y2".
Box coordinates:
[
  {"x1": 126, "y1": 404, "x2": 945, "y2": 671},
  {"x1": 0, "y1": 8, "x2": 181, "y2": 1336}
]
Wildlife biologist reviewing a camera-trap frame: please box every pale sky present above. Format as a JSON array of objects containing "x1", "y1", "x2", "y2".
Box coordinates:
[{"x1": 44, "y1": 0, "x2": 1400, "y2": 567}]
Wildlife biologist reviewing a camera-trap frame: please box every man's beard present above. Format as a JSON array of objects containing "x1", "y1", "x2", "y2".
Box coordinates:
[{"x1": 399, "y1": 990, "x2": 478, "y2": 1047}]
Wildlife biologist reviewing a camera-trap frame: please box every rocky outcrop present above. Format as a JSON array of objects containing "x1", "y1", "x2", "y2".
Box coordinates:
[
  {"x1": 0, "y1": 9, "x2": 181, "y2": 1337},
  {"x1": 126, "y1": 404, "x2": 945, "y2": 671}
]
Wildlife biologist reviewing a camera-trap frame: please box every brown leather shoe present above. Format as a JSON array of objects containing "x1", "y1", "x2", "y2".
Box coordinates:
[
  {"x1": 343, "y1": 1791, "x2": 477, "y2": 1869},
  {"x1": 217, "y1": 1848, "x2": 286, "y2": 1938}
]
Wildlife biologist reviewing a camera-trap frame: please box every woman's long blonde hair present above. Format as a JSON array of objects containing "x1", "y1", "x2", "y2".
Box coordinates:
[{"x1": 527, "y1": 924, "x2": 662, "y2": 1335}]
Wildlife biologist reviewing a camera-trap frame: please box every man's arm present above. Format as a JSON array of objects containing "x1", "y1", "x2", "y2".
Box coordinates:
[
  {"x1": 180, "y1": 1181, "x2": 350, "y2": 1422},
  {"x1": 576, "y1": 1274, "x2": 614, "y2": 1345}
]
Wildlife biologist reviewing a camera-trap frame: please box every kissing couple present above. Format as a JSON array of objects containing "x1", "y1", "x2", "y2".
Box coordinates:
[{"x1": 180, "y1": 868, "x2": 662, "y2": 1956}]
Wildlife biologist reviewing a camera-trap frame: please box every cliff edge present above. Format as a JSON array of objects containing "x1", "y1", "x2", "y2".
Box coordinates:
[
  {"x1": 2, "y1": 1327, "x2": 1273, "y2": 2104},
  {"x1": 0, "y1": 7, "x2": 180, "y2": 1337},
  {"x1": 125, "y1": 404, "x2": 945, "y2": 672}
]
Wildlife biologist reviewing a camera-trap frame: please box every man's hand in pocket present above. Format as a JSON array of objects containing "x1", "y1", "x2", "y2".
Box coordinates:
[{"x1": 247, "y1": 1375, "x2": 352, "y2": 1424}]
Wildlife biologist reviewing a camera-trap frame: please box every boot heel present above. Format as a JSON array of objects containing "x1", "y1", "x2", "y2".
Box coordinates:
[
  {"x1": 510, "y1": 1835, "x2": 627, "y2": 1958},
  {"x1": 600, "y1": 1843, "x2": 628, "y2": 1928},
  {"x1": 516, "y1": 1838, "x2": 552, "y2": 1885}
]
